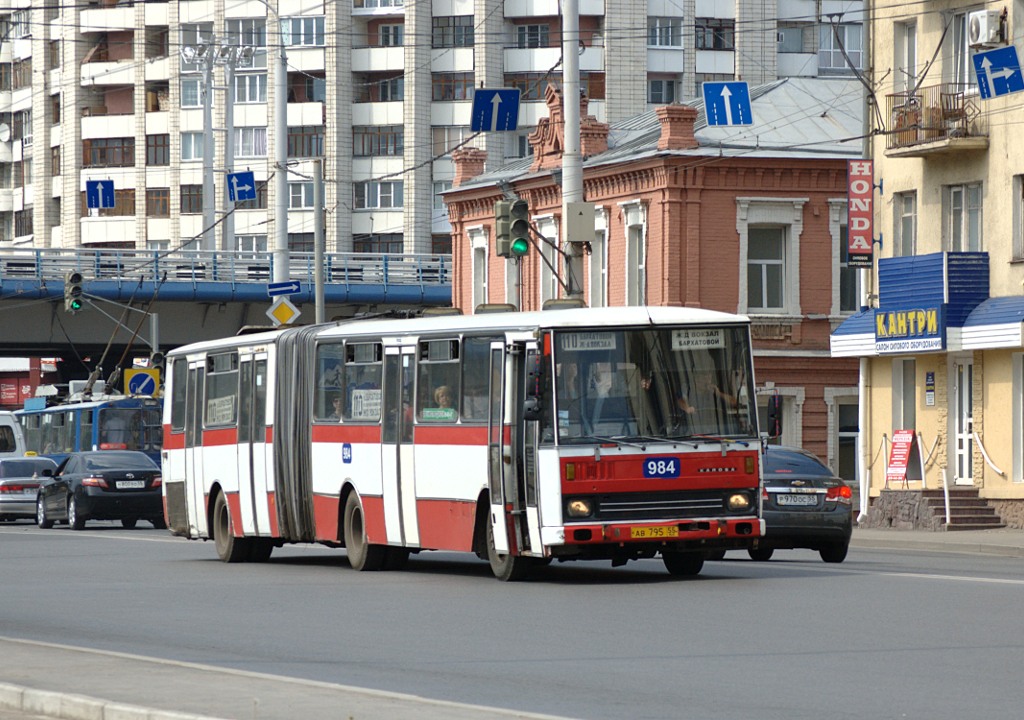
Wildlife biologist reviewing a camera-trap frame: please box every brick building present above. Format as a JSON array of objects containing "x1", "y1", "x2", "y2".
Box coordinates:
[{"x1": 443, "y1": 77, "x2": 863, "y2": 475}]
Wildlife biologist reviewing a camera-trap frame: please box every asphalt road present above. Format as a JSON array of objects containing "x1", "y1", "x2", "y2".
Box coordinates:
[{"x1": 3, "y1": 520, "x2": 1024, "y2": 720}]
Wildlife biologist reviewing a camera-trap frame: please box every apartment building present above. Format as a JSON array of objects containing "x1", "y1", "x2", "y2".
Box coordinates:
[
  {"x1": 832, "y1": 3, "x2": 1024, "y2": 527},
  {"x1": 0, "y1": 0, "x2": 862, "y2": 255}
]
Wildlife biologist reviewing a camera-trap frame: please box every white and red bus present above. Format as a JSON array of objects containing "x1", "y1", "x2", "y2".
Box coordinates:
[{"x1": 161, "y1": 306, "x2": 765, "y2": 580}]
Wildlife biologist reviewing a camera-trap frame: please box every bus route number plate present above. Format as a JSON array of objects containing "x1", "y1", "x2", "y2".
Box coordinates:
[{"x1": 643, "y1": 457, "x2": 680, "y2": 479}]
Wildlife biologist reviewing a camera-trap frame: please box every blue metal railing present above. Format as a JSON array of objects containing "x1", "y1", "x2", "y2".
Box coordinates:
[{"x1": 0, "y1": 248, "x2": 451, "y2": 287}]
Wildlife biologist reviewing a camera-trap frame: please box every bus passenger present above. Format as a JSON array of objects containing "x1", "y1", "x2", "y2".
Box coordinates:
[
  {"x1": 434, "y1": 385, "x2": 454, "y2": 409},
  {"x1": 328, "y1": 394, "x2": 343, "y2": 420}
]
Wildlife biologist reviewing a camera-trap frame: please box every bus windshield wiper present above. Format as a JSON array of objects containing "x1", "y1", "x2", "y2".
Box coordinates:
[
  {"x1": 579, "y1": 435, "x2": 648, "y2": 450},
  {"x1": 668, "y1": 433, "x2": 749, "y2": 448}
]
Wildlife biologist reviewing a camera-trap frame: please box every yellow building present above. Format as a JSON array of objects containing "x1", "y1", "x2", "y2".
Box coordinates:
[{"x1": 832, "y1": 3, "x2": 1024, "y2": 529}]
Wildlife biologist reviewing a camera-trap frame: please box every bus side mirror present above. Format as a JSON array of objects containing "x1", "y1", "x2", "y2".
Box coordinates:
[{"x1": 766, "y1": 395, "x2": 782, "y2": 438}]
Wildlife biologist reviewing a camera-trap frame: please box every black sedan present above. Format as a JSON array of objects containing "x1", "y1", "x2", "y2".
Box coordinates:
[
  {"x1": 0, "y1": 456, "x2": 59, "y2": 521},
  {"x1": 36, "y1": 451, "x2": 165, "y2": 531},
  {"x1": 747, "y1": 445, "x2": 853, "y2": 563}
]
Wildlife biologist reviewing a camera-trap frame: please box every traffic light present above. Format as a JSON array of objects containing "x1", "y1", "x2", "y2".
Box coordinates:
[
  {"x1": 494, "y1": 200, "x2": 512, "y2": 257},
  {"x1": 64, "y1": 271, "x2": 84, "y2": 313},
  {"x1": 509, "y1": 199, "x2": 530, "y2": 257}
]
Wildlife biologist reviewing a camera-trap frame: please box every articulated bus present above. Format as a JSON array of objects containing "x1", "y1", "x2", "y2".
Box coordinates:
[
  {"x1": 18, "y1": 396, "x2": 163, "y2": 465},
  {"x1": 162, "y1": 306, "x2": 765, "y2": 580}
]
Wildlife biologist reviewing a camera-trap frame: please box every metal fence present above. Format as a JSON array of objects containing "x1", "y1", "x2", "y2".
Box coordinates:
[
  {"x1": 884, "y1": 83, "x2": 985, "y2": 151},
  {"x1": 0, "y1": 248, "x2": 452, "y2": 286}
]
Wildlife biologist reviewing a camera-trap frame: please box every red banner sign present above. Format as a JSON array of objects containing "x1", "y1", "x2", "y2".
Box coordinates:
[
  {"x1": 885, "y1": 429, "x2": 916, "y2": 487},
  {"x1": 847, "y1": 159, "x2": 874, "y2": 268}
]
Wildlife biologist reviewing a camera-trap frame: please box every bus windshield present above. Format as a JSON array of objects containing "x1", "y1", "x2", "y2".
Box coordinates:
[
  {"x1": 549, "y1": 326, "x2": 756, "y2": 444},
  {"x1": 98, "y1": 407, "x2": 163, "y2": 453}
]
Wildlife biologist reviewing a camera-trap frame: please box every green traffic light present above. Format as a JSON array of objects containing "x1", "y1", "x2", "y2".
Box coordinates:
[
  {"x1": 69, "y1": 298, "x2": 83, "y2": 312},
  {"x1": 510, "y1": 237, "x2": 529, "y2": 257}
]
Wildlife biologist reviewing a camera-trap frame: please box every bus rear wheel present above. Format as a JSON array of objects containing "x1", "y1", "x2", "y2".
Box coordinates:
[
  {"x1": 662, "y1": 551, "x2": 704, "y2": 577},
  {"x1": 485, "y1": 517, "x2": 533, "y2": 582},
  {"x1": 213, "y1": 492, "x2": 250, "y2": 563},
  {"x1": 344, "y1": 493, "x2": 384, "y2": 571}
]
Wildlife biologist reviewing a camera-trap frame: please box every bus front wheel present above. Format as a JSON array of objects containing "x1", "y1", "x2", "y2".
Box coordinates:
[
  {"x1": 213, "y1": 492, "x2": 250, "y2": 563},
  {"x1": 662, "y1": 551, "x2": 704, "y2": 577},
  {"x1": 344, "y1": 493, "x2": 384, "y2": 571},
  {"x1": 485, "y1": 517, "x2": 533, "y2": 582}
]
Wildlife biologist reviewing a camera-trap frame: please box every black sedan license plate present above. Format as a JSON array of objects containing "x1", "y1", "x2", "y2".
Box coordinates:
[
  {"x1": 776, "y1": 493, "x2": 816, "y2": 506},
  {"x1": 116, "y1": 480, "x2": 146, "y2": 489}
]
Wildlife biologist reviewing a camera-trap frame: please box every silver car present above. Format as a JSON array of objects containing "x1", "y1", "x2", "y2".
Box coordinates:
[{"x1": 0, "y1": 457, "x2": 59, "y2": 521}]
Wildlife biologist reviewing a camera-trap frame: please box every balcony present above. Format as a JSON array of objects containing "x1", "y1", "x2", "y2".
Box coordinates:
[{"x1": 885, "y1": 84, "x2": 989, "y2": 157}]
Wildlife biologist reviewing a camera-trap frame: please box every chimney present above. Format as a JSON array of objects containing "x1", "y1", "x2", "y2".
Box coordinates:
[
  {"x1": 656, "y1": 105, "x2": 699, "y2": 151},
  {"x1": 452, "y1": 147, "x2": 487, "y2": 187}
]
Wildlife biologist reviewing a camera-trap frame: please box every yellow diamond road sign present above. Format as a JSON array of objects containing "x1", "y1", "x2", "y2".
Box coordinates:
[{"x1": 267, "y1": 296, "x2": 301, "y2": 326}]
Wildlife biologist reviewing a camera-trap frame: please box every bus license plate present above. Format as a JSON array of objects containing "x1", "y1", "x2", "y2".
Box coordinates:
[
  {"x1": 631, "y1": 525, "x2": 679, "y2": 539},
  {"x1": 116, "y1": 480, "x2": 145, "y2": 489}
]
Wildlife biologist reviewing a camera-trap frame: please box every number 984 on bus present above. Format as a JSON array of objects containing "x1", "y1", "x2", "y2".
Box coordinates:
[{"x1": 642, "y1": 457, "x2": 680, "y2": 479}]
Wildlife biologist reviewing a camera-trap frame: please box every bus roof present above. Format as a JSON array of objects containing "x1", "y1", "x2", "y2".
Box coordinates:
[{"x1": 167, "y1": 306, "x2": 751, "y2": 357}]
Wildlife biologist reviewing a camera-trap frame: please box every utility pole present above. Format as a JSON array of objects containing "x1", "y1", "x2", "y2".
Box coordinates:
[
  {"x1": 222, "y1": 53, "x2": 236, "y2": 254},
  {"x1": 561, "y1": 0, "x2": 584, "y2": 297},
  {"x1": 202, "y1": 38, "x2": 216, "y2": 252},
  {"x1": 314, "y1": 158, "x2": 325, "y2": 323},
  {"x1": 273, "y1": 13, "x2": 289, "y2": 284}
]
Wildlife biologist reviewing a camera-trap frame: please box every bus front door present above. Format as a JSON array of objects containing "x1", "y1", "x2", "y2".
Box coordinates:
[
  {"x1": 236, "y1": 354, "x2": 270, "y2": 536},
  {"x1": 184, "y1": 361, "x2": 206, "y2": 537},
  {"x1": 382, "y1": 346, "x2": 419, "y2": 546}
]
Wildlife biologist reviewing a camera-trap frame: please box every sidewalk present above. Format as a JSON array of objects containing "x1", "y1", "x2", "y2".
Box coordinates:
[
  {"x1": 2, "y1": 526, "x2": 1022, "y2": 720},
  {"x1": 851, "y1": 525, "x2": 1024, "y2": 558}
]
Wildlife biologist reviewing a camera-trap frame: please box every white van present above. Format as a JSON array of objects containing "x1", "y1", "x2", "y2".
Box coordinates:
[{"x1": 0, "y1": 411, "x2": 26, "y2": 457}]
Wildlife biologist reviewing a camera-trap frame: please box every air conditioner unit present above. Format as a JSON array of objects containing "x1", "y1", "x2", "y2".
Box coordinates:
[{"x1": 968, "y1": 10, "x2": 1002, "y2": 48}]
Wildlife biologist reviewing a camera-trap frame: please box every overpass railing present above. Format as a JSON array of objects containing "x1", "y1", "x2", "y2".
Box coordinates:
[{"x1": 0, "y1": 248, "x2": 452, "y2": 286}]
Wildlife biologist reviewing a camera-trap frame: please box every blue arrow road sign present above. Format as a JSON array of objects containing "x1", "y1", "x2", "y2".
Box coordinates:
[
  {"x1": 471, "y1": 89, "x2": 521, "y2": 132},
  {"x1": 973, "y1": 46, "x2": 1024, "y2": 100},
  {"x1": 127, "y1": 371, "x2": 158, "y2": 396},
  {"x1": 86, "y1": 180, "x2": 115, "y2": 209},
  {"x1": 702, "y1": 81, "x2": 753, "y2": 126},
  {"x1": 228, "y1": 171, "x2": 257, "y2": 202},
  {"x1": 267, "y1": 279, "x2": 301, "y2": 297}
]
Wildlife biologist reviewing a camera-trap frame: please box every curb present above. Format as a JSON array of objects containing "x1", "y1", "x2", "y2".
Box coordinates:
[
  {"x1": 0, "y1": 683, "x2": 226, "y2": 720},
  {"x1": 851, "y1": 536, "x2": 1024, "y2": 559}
]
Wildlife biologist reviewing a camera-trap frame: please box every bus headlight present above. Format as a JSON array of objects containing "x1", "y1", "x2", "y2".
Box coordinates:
[
  {"x1": 727, "y1": 493, "x2": 751, "y2": 511},
  {"x1": 566, "y1": 498, "x2": 593, "y2": 518}
]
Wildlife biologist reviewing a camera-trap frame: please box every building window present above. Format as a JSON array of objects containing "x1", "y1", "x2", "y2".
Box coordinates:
[
  {"x1": 432, "y1": 16, "x2": 474, "y2": 48},
  {"x1": 839, "y1": 225, "x2": 859, "y2": 313},
  {"x1": 695, "y1": 18, "x2": 734, "y2": 50},
  {"x1": 819, "y1": 23, "x2": 861, "y2": 75},
  {"x1": 505, "y1": 130, "x2": 534, "y2": 160},
  {"x1": 235, "y1": 234, "x2": 267, "y2": 254},
  {"x1": 517, "y1": 24, "x2": 550, "y2": 48},
  {"x1": 12, "y1": 58, "x2": 32, "y2": 90},
  {"x1": 469, "y1": 228, "x2": 488, "y2": 309},
  {"x1": 648, "y1": 77, "x2": 676, "y2": 104},
  {"x1": 431, "y1": 126, "x2": 471, "y2": 156},
  {"x1": 648, "y1": 17, "x2": 683, "y2": 47},
  {"x1": 892, "y1": 358, "x2": 917, "y2": 431},
  {"x1": 353, "y1": 125, "x2": 403, "y2": 156},
  {"x1": 289, "y1": 182, "x2": 314, "y2": 209},
  {"x1": 738, "y1": 199, "x2": 804, "y2": 315},
  {"x1": 747, "y1": 227, "x2": 786, "y2": 311},
  {"x1": 10, "y1": 10, "x2": 30, "y2": 39},
  {"x1": 180, "y1": 185, "x2": 203, "y2": 214},
  {"x1": 81, "y1": 189, "x2": 135, "y2": 217},
  {"x1": 354, "y1": 233, "x2": 403, "y2": 253},
  {"x1": 283, "y1": 17, "x2": 325, "y2": 47},
  {"x1": 291, "y1": 74, "x2": 326, "y2": 102},
  {"x1": 51, "y1": 146, "x2": 60, "y2": 176},
  {"x1": 146, "y1": 134, "x2": 170, "y2": 166},
  {"x1": 180, "y1": 23, "x2": 213, "y2": 73},
  {"x1": 14, "y1": 209, "x2": 32, "y2": 237},
  {"x1": 0, "y1": 64, "x2": 10, "y2": 91},
  {"x1": 234, "y1": 127, "x2": 268, "y2": 158},
  {"x1": 235, "y1": 181, "x2": 268, "y2": 210},
  {"x1": 432, "y1": 73, "x2": 475, "y2": 101},
  {"x1": 354, "y1": 73, "x2": 403, "y2": 102},
  {"x1": 354, "y1": 181, "x2": 404, "y2": 209},
  {"x1": 146, "y1": 188, "x2": 170, "y2": 217},
  {"x1": 894, "y1": 191, "x2": 916, "y2": 257},
  {"x1": 950, "y1": 12, "x2": 977, "y2": 88},
  {"x1": 180, "y1": 78, "x2": 201, "y2": 108},
  {"x1": 225, "y1": 18, "x2": 267, "y2": 69},
  {"x1": 894, "y1": 21, "x2": 917, "y2": 93},
  {"x1": 432, "y1": 233, "x2": 452, "y2": 254},
  {"x1": 48, "y1": 40, "x2": 60, "y2": 70},
  {"x1": 379, "y1": 24, "x2": 404, "y2": 46},
  {"x1": 432, "y1": 180, "x2": 452, "y2": 211},
  {"x1": 1015, "y1": 176, "x2": 1024, "y2": 260},
  {"x1": 50, "y1": 94, "x2": 60, "y2": 124},
  {"x1": 287, "y1": 126, "x2": 324, "y2": 157},
  {"x1": 777, "y1": 23, "x2": 812, "y2": 54},
  {"x1": 944, "y1": 183, "x2": 982, "y2": 252},
  {"x1": 624, "y1": 206, "x2": 646, "y2": 306},
  {"x1": 180, "y1": 132, "x2": 204, "y2": 161},
  {"x1": 234, "y1": 74, "x2": 267, "y2": 103},
  {"x1": 589, "y1": 210, "x2": 608, "y2": 308},
  {"x1": 83, "y1": 138, "x2": 135, "y2": 168}
]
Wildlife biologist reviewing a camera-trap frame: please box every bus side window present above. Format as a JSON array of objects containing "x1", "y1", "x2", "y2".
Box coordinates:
[
  {"x1": 460, "y1": 337, "x2": 493, "y2": 421},
  {"x1": 343, "y1": 342, "x2": 383, "y2": 422},
  {"x1": 314, "y1": 342, "x2": 345, "y2": 421},
  {"x1": 417, "y1": 339, "x2": 459, "y2": 422},
  {"x1": 170, "y1": 357, "x2": 188, "y2": 432}
]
